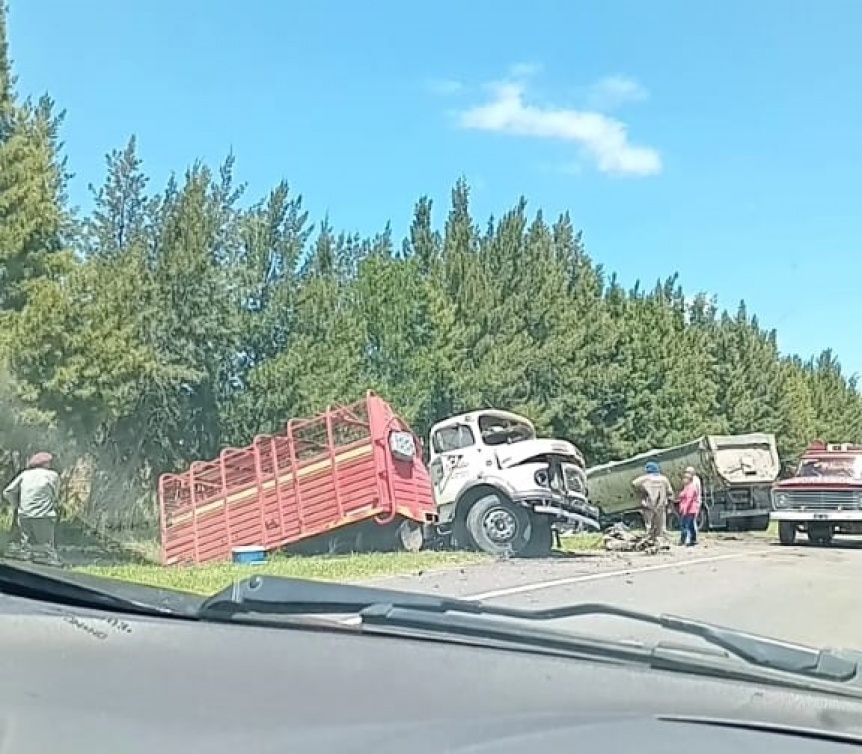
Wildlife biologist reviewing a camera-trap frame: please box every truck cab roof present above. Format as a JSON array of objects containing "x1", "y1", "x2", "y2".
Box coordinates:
[
  {"x1": 429, "y1": 410, "x2": 537, "y2": 450},
  {"x1": 430, "y1": 409, "x2": 535, "y2": 433}
]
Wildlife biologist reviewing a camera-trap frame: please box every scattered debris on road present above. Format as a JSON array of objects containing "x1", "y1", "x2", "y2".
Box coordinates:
[{"x1": 602, "y1": 523, "x2": 670, "y2": 555}]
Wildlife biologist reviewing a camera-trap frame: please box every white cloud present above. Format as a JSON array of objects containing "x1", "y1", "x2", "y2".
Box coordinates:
[
  {"x1": 587, "y1": 75, "x2": 648, "y2": 110},
  {"x1": 507, "y1": 62, "x2": 543, "y2": 80},
  {"x1": 457, "y1": 73, "x2": 661, "y2": 177},
  {"x1": 427, "y1": 78, "x2": 466, "y2": 96}
]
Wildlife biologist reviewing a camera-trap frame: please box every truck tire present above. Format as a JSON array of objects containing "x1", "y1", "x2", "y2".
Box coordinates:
[
  {"x1": 778, "y1": 521, "x2": 797, "y2": 545},
  {"x1": 396, "y1": 518, "x2": 425, "y2": 552},
  {"x1": 465, "y1": 493, "x2": 532, "y2": 557},
  {"x1": 520, "y1": 515, "x2": 554, "y2": 558},
  {"x1": 696, "y1": 506, "x2": 709, "y2": 533}
]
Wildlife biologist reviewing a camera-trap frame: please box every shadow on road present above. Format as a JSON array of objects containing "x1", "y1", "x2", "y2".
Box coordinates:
[
  {"x1": 0, "y1": 519, "x2": 154, "y2": 568},
  {"x1": 548, "y1": 550, "x2": 605, "y2": 560},
  {"x1": 765, "y1": 538, "x2": 862, "y2": 551}
]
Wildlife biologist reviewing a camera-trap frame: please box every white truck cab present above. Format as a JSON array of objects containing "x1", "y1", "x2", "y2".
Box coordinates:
[{"x1": 426, "y1": 409, "x2": 599, "y2": 557}]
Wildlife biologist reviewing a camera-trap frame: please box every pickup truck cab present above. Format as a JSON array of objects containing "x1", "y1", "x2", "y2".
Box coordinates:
[{"x1": 771, "y1": 441, "x2": 862, "y2": 546}]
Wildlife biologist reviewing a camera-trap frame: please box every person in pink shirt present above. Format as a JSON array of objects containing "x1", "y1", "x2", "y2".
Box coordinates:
[{"x1": 677, "y1": 469, "x2": 701, "y2": 547}]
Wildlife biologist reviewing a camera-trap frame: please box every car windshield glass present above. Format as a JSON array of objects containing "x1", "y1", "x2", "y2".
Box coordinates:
[
  {"x1": 3, "y1": 0, "x2": 862, "y2": 700},
  {"x1": 477, "y1": 415, "x2": 535, "y2": 445},
  {"x1": 797, "y1": 458, "x2": 862, "y2": 479},
  {"x1": 432, "y1": 425, "x2": 476, "y2": 453}
]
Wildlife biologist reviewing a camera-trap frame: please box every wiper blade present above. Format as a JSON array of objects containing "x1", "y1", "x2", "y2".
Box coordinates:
[
  {"x1": 198, "y1": 575, "x2": 858, "y2": 683},
  {"x1": 199, "y1": 575, "x2": 473, "y2": 616},
  {"x1": 0, "y1": 560, "x2": 201, "y2": 618},
  {"x1": 358, "y1": 605, "x2": 862, "y2": 699}
]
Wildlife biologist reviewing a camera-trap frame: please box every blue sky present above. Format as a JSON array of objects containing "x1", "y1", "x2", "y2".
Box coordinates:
[{"x1": 8, "y1": 0, "x2": 862, "y2": 375}]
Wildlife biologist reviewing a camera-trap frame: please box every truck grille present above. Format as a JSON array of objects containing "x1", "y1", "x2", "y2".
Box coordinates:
[
  {"x1": 562, "y1": 464, "x2": 586, "y2": 496},
  {"x1": 727, "y1": 489, "x2": 753, "y2": 508},
  {"x1": 778, "y1": 490, "x2": 861, "y2": 508}
]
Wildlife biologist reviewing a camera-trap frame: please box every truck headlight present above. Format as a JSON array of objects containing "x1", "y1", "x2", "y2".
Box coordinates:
[
  {"x1": 534, "y1": 469, "x2": 549, "y2": 487},
  {"x1": 774, "y1": 493, "x2": 787, "y2": 507},
  {"x1": 389, "y1": 431, "x2": 416, "y2": 462}
]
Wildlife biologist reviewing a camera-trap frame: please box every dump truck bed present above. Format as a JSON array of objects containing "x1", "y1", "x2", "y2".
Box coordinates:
[
  {"x1": 586, "y1": 433, "x2": 780, "y2": 518},
  {"x1": 157, "y1": 392, "x2": 437, "y2": 565}
]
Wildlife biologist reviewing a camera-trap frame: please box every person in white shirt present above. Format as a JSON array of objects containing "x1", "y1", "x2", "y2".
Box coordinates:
[
  {"x1": 685, "y1": 466, "x2": 702, "y2": 498},
  {"x1": 2, "y1": 452, "x2": 62, "y2": 566}
]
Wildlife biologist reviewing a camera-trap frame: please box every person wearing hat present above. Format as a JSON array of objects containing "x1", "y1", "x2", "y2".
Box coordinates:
[
  {"x1": 2, "y1": 452, "x2": 62, "y2": 566},
  {"x1": 632, "y1": 461, "x2": 674, "y2": 543}
]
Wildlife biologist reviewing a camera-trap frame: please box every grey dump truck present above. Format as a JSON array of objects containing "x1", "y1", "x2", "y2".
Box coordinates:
[{"x1": 586, "y1": 433, "x2": 780, "y2": 532}]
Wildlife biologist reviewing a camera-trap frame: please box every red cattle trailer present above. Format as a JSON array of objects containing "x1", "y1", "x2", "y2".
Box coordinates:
[{"x1": 158, "y1": 392, "x2": 438, "y2": 565}]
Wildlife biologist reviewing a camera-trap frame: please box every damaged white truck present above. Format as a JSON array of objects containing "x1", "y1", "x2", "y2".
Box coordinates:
[{"x1": 426, "y1": 409, "x2": 601, "y2": 557}]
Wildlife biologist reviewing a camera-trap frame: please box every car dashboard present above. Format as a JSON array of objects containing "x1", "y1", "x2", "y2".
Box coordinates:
[{"x1": 1, "y1": 590, "x2": 862, "y2": 753}]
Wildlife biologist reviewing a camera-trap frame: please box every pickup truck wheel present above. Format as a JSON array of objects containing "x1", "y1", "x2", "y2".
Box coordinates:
[
  {"x1": 778, "y1": 521, "x2": 797, "y2": 545},
  {"x1": 466, "y1": 493, "x2": 532, "y2": 557},
  {"x1": 520, "y1": 515, "x2": 554, "y2": 558}
]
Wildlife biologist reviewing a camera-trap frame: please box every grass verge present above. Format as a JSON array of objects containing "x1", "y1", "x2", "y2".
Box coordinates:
[
  {"x1": 72, "y1": 523, "x2": 779, "y2": 597},
  {"x1": 75, "y1": 532, "x2": 609, "y2": 595},
  {"x1": 75, "y1": 550, "x2": 489, "y2": 595}
]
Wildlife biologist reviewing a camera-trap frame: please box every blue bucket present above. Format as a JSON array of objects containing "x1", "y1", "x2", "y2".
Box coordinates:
[{"x1": 231, "y1": 545, "x2": 266, "y2": 565}]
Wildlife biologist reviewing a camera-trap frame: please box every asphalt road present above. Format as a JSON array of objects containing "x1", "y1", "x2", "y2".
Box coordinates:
[{"x1": 369, "y1": 533, "x2": 862, "y2": 651}]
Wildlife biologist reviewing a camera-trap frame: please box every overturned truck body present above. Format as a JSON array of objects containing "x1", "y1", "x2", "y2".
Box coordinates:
[
  {"x1": 158, "y1": 393, "x2": 600, "y2": 564},
  {"x1": 158, "y1": 393, "x2": 437, "y2": 565},
  {"x1": 586, "y1": 433, "x2": 780, "y2": 532}
]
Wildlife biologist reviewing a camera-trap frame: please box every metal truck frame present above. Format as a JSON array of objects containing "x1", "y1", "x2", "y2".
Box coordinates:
[{"x1": 158, "y1": 393, "x2": 439, "y2": 565}]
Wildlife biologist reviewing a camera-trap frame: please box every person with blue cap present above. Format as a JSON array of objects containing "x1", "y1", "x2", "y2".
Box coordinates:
[{"x1": 632, "y1": 460, "x2": 674, "y2": 544}]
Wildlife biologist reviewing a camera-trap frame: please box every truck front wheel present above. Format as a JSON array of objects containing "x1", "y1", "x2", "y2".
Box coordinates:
[
  {"x1": 778, "y1": 521, "x2": 797, "y2": 545},
  {"x1": 466, "y1": 493, "x2": 532, "y2": 557}
]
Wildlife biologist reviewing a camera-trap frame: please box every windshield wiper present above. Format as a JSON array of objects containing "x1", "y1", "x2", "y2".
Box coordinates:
[
  {"x1": 198, "y1": 575, "x2": 859, "y2": 684},
  {"x1": 0, "y1": 560, "x2": 201, "y2": 618}
]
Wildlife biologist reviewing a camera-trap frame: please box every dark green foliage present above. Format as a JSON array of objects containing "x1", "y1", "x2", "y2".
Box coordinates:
[{"x1": 1, "y1": 1, "x2": 860, "y2": 532}]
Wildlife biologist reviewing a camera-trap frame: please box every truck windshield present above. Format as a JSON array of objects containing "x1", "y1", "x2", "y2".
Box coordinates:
[
  {"x1": 797, "y1": 457, "x2": 862, "y2": 479},
  {"x1": 477, "y1": 414, "x2": 535, "y2": 446},
  {"x1": 432, "y1": 425, "x2": 476, "y2": 453}
]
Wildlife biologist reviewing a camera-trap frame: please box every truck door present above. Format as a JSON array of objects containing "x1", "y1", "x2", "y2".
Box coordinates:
[{"x1": 429, "y1": 424, "x2": 477, "y2": 510}]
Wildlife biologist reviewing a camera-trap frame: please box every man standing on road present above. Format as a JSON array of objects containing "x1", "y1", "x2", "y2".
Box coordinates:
[
  {"x1": 2, "y1": 452, "x2": 62, "y2": 566},
  {"x1": 632, "y1": 461, "x2": 674, "y2": 544}
]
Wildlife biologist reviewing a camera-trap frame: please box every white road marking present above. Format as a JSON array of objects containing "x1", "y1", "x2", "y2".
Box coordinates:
[
  {"x1": 337, "y1": 548, "x2": 771, "y2": 625},
  {"x1": 468, "y1": 549, "x2": 771, "y2": 601}
]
